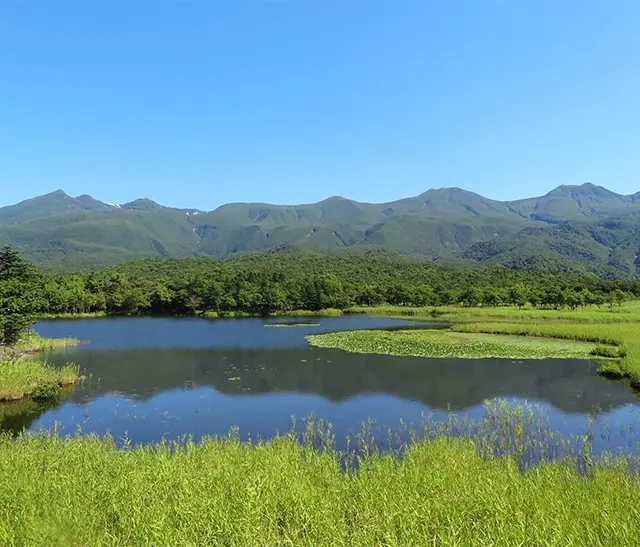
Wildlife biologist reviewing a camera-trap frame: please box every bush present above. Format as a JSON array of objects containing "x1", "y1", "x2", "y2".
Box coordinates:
[
  {"x1": 30, "y1": 381, "x2": 61, "y2": 401},
  {"x1": 590, "y1": 345, "x2": 621, "y2": 358},
  {"x1": 597, "y1": 361, "x2": 626, "y2": 379}
]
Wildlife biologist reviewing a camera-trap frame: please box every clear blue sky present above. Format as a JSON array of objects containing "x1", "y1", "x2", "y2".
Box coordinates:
[{"x1": 1, "y1": 1, "x2": 639, "y2": 210}]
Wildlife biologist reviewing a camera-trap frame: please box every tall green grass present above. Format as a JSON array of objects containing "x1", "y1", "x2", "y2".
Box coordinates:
[
  {"x1": 0, "y1": 358, "x2": 78, "y2": 401},
  {"x1": 0, "y1": 406, "x2": 639, "y2": 546},
  {"x1": 13, "y1": 332, "x2": 80, "y2": 353},
  {"x1": 347, "y1": 301, "x2": 640, "y2": 323}
]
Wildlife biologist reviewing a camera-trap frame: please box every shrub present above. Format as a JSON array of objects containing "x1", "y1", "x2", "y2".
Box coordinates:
[
  {"x1": 597, "y1": 361, "x2": 626, "y2": 379},
  {"x1": 590, "y1": 345, "x2": 621, "y2": 359}
]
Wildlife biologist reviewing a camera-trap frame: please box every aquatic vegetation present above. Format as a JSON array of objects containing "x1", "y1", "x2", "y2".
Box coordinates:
[
  {"x1": 13, "y1": 332, "x2": 80, "y2": 353},
  {"x1": 597, "y1": 361, "x2": 626, "y2": 379},
  {"x1": 307, "y1": 329, "x2": 601, "y2": 360},
  {"x1": 342, "y1": 303, "x2": 640, "y2": 393},
  {"x1": 0, "y1": 358, "x2": 78, "y2": 401},
  {"x1": 0, "y1": 406, "x2": 639, "y2": 546},
  {"x1": 448, "y1": 320, "x2": 640, "y2": 387}
]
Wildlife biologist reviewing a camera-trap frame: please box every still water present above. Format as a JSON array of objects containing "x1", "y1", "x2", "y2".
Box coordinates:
[{"x1": 2, "y1": 316, "x2": 639, "y2": 455}]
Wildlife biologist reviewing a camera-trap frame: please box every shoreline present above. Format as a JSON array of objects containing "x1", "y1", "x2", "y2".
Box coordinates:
[
  {"x1": 0, "y1": 334, "x2": 81, "y2": 402},
  {"x1": 31, "y1": 304, "x2": 640, "y2": 393}
]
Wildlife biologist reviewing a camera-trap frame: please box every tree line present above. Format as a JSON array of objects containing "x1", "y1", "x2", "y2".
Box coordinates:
[{"x1": 1, "y1": 246, "x2": 638, "y2": 343}]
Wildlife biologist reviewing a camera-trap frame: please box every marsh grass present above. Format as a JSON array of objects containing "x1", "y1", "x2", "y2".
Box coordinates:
[
  {"x1": 12, "y1": 332, "x2": 80, "y2": 353},
  {"x1": 307, "y1": 328, "x2": 601, "y2": 360},
  {"x1": 1, "y1": 402, "x2": 639, "y2": 546},
  {"x1": 344, "y1": 303, "x2": 640, "y2": 393},
  {"x1": 35, "y1": 312, "x2": 107, "y2": 320},
  {"x1": 448, "y1": 320, "x2": 640, "y2": 387},
  {"x1": 0, "y1": 358, "x2": 79, "y2": 401}
]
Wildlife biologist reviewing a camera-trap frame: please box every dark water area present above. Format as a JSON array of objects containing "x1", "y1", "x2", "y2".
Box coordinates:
[{"x1": 3, "y1": 316, "x2": 640, "y2": 457}]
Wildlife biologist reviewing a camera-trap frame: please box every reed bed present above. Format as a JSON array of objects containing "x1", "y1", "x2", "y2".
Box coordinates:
[
  {"x1": 0, "y1": 358, "x2": 78, "y2": 401},
  {"x1": 13, "y1": 333, "x2": 80, "y2": 353}
]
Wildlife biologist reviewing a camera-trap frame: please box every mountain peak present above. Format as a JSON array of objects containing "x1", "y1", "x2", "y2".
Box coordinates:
[
  {"x1": 547, "y1": 182, "x2": 620, "y2": 199},
  {"x1": 421, "y1": 187, "x2": 484, "y2": 198},
  {"x1": 74, "y1": 194, "x2": 112, "y2": 211},
  {"x1": 121, "y1": 198, "x2": 162, "y2": 211},
  {"x1": 47, "y1": 189, "x2": 71, "y2": 198}
]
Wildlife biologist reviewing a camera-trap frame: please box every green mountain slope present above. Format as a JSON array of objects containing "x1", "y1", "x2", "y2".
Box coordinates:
[
  {"x1": 508, "y1": 183, "x2": 640, "y2": 223},
  {"x1": 463, "y1": 219, "x2": 640, "y2": 277},
  {"x1": 0, "y1": 183, "x2": 639, "y2": 273},
  {"x1": 0, "y1": 190, "x2": 111, "y2": 225}
]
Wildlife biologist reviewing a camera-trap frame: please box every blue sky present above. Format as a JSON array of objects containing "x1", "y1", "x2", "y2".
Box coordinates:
[{"x1": 1, "y1": 1, "x2": 639, "y2": 209}]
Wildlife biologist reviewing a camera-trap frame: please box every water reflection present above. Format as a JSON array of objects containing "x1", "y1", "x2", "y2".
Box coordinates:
[
  {"x1": 0, "y1": 316, "x2": 637, "y2": 458},
  {"x1": 41, "y1": 347, "x2": 635, "y2": 414}
]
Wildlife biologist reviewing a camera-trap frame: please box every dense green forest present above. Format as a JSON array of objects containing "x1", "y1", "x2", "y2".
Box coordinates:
[{"x1": 1, "y1": 246, "x2": 637, "y2": 332}]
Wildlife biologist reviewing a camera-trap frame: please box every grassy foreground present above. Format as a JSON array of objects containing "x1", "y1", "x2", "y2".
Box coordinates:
[{"x1": 0, "y1": 429, "x2": 638, "y2": 546}]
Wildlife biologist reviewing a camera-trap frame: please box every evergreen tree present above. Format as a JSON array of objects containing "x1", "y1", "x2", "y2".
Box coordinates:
[{"x1": 0, "y1": 246, "x2": 38, "y2": 346}]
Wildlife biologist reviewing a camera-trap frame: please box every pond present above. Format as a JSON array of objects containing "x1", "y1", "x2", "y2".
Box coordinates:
[{"x1": 2, "y1": 316, "x2": 640, "y2": 456}]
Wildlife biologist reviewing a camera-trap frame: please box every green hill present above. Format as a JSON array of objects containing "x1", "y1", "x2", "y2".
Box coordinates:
[{"x1": 1, "y1": 183, "x2": 639, "y2": 274}]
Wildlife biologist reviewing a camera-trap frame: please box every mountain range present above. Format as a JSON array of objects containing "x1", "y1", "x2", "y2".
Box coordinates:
[{"x1": 1, "y1": 183, "x2": 640, "y2": 275}]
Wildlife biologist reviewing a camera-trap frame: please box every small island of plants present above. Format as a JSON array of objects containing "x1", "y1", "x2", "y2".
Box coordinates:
[{"x1": 307, "y1": 328, "x2": 605, "y2": 360}]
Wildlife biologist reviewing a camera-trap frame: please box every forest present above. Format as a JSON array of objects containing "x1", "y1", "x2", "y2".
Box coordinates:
[{"x1": 1, "y1": 246, "x2": 637, "y2": 337}]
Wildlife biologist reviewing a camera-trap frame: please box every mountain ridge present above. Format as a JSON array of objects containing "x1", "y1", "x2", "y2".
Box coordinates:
[{"x1": 1, "y1": 183, "x2": 639, "y2": 274}]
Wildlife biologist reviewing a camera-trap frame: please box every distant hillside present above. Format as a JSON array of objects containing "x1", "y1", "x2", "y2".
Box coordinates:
[{"x1": 1, "y1": 183, "x2": 639, "y2": 274}]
